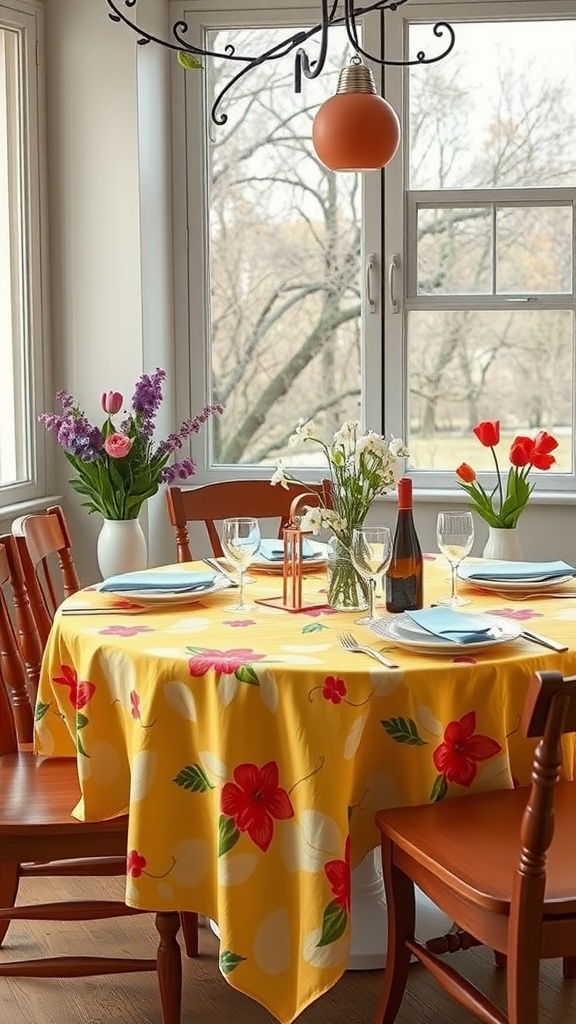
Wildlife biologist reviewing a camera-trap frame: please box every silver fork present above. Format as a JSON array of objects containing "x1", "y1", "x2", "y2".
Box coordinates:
[{"x1": 338, "y1": 631, "x2": 399, "y2": 669}]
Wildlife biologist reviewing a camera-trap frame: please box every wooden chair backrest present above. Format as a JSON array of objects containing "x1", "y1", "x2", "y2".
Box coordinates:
[
  {"x1": 0, "y1": 539, "x2": 31, "y2": 752},
  {"x1": 515, "y1": 669, "x2": 576, "y2": 920},
  {"x1": 165, "y1": 479, "x2": 333, "y2": 561},
  {"x1": 12, "y1": 504, "x2": 81, "y2": 644}
]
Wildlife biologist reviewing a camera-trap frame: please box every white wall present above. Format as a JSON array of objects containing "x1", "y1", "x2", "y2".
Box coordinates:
[{"x1": 44, "y1": 0, "x2": 176, "y2": 582}]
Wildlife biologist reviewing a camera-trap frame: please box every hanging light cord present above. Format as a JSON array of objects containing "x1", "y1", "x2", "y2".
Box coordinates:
[{"x1": 106, "y1": 0, "x2": 455, "y2": 125}]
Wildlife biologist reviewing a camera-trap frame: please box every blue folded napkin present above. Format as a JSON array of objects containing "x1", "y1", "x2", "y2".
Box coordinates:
[
  {"x1": 99, "y1": 570, "x2": 216, "y2": 593},
  {"x1": 258, "y1": 539, "x2": 317, "y2": 562},
  {"x1": 406, "y1": 608, "x2": 497, "y2": 645},
  {"x1": 458, "y1": 560, "x2": 576, "y2": 583}
]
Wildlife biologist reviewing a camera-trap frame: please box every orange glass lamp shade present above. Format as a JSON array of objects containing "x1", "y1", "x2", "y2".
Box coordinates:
[{"x1": 312, "y1": 61, "x2": 401, "y2": 173}]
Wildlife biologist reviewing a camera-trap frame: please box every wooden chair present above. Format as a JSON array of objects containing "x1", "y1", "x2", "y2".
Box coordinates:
[
  {"x1": 373, "y1": 668, "x2": 576, "y2": 1024},
  {"x1": 0, "y1": 534, "x2": 36, "y2": 746},
  {"x1": 165, "y1": 479, "x2": 332, "y2": 561},
  {"x1": 0, "y1": 539, "x2": 182, "y2": 1021},
  {"x1": 8, "y1": 512, "x2": 200, "y2": 959}
]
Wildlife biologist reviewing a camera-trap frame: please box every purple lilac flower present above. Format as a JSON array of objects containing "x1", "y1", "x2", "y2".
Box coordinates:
[
  {"x1": 130, "y1": 368, "x2": 166, "y2": 438},
  {"x1": 55, "y1": 390, "x2": 76, "y2": 413},
  {"x1": 57, "y1": 416, "x2": 104, "y2": 461},
  {"x1": 38, "y1": 412, "x2": 65, "y2": 434},
  {"x1": 156, "y1": 405, "x2": 224, "y2": 458},
  {"x1": 159, "y1": 458, "x2": 196, "y2": 484}
]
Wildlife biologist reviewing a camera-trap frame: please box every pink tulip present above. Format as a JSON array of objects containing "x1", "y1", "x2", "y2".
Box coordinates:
[
  {"x1": 104, "y1": 433, "x2": 133, "y2": 459},
  {"x1": 101, "y1": 390, "x2": 123, "y2": 415}
]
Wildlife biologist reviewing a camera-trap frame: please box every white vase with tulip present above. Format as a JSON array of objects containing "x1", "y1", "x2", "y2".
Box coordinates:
[
  {"x1": 482, "y1": 526, "x2": 523, "y2": 561},
  {"x1": 455, "y1": 419, "x2": 559, "y2": 559},
  {"x1": 97, "y1": 517, "x2": 148, "y2": 579}
]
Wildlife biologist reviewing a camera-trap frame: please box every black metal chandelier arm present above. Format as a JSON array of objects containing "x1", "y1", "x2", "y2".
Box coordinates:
[
  {"x1": 211, "y1": 29, "x2": 323, "y2": 125},
  {"x1": 106, "y1": 1, "x2": 257, "y2": 63},
  {"x1": 350, "y1": 20, "x2": 456, "y2": 66},
  {"x1": 294, "y1": 0, "x2": 338, "y2": 90}
]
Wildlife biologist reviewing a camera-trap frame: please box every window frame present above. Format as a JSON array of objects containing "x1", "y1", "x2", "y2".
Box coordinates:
[{"x1": 0, "y1": 0, "x2": 50, "y2": 510}]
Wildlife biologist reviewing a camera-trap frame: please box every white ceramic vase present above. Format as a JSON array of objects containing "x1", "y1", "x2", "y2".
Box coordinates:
[
  {"x1": 482, "y1": 526, "x2": 523, "y2": 561},
  {"x1": 97, "y1": 518, "x2": 148, "y2": 579}
]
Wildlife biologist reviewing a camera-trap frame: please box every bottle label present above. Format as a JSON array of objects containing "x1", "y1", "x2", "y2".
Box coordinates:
[{"x1": 386, "y1": 574, "x2": 422, "y2": 613}]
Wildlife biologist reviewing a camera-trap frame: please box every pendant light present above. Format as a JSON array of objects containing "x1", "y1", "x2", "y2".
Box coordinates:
[{"x1": 312, "y1": 60, "x2": 401, "y2": 173}]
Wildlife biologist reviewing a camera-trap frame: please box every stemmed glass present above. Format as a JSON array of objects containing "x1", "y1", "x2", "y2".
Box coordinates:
[
  {"x1": 351, "y1": 526, "x2": 393, "y2": 624},
  {"x1": 221, "y1": 517, "x2": 261, "y2": 612},
  {"x1": 436, "y1": 511, "x2": 475, "y2": 607}
]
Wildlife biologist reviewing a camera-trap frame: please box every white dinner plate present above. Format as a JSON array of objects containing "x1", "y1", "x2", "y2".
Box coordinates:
[
  {"x1": 250, "y1": 540, "x2": 328, "y2": 574},
  {"x1": 368, "y1": 613, "x2": 522, "y2": 655},
  {"x1": 97, "y1": 576, "x2": 231, "y2": 605},
  {"x1": 457, "y1": 573, "x2": 574, "y2": 595}
]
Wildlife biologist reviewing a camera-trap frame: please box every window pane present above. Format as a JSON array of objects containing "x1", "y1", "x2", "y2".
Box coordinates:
[
  {"x1": 496, "y1": 206, "x2": 572, "y2": 293},
  {"x1": 409, "y1": 21, "x2": 576, "y2": 191},
  {"x1": 0, "y1": 26, "x2": 28, "y2": 487},
  {"x1": 417, "y1": 207, "x2": 492, "y2": 295},
  {"x1": 406, "y1": 309, "x2": 573, "y2": 472},
  {"x1": 204, "y1": 27, "x2": 362, "y2": 469}
]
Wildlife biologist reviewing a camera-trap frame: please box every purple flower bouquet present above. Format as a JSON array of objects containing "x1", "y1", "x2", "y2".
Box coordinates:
[{"x1": 40, "y1": 368, "x2": 222, "y2": 520}]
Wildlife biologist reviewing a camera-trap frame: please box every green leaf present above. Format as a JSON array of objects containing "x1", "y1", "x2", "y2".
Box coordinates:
[
  {"x1": 76, "y1": 712, "x2": 89, "y2": 731},
  {"x1": 316, "y1": 900, "x2": 348, "y2": 946},
  {"x1": 219, "y1": 949, "x2": 246, "y2": 975},
  {"x1": 178, "y1": 51, "x2": 203, "y2": 70},
  {"x1": 173, "y1": 764, "x2": 215, "y2": 792},
  {"x1": 235, "y1": 665, "x2": 260, "y2": 685},
  {"x1": 35, "y1": 701, "x2": 50, "y2": 721},
  {"x1": 430, "y1": 774, "x2": 448, "y2": 802},
  {"x1": 302, "y1": 623, "x2": 327, "y2": 633},
  {"x1": 381, "y1": 717, "x2": 427, "y2": 746},
  {"x1": 77, "y1": 732, "x2": 89, "y2": 758},
  {"x1": 219, "y1": 814, "x2": 240, "y2": 856}
]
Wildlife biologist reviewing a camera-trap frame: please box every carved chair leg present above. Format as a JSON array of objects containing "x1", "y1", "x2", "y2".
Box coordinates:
[
  {"x1": 563, "y1": 957, "x2": 576, "y2": 979},
  {"x1": 155, "y1": 911, "x2": 182, "y2": 1024},
  {"x1": 374, "y1": 839, "x2": 415, "y2": 1024},
  {"x1": 179, "y1": 911, "x2": 199, "y2": 958},
  {"x1": 0, "y1": 863, "x2": 19, "y2": 946}
]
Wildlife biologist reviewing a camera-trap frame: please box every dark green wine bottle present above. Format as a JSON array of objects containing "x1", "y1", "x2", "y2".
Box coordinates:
[{"x1": 385, "y1": 477, "x2": 423, "y2": 613}]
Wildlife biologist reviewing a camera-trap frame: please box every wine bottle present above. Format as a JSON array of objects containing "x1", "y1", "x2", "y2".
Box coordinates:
[{"x1": 385, "y1": 477, "x2": 423, "y2": 613}]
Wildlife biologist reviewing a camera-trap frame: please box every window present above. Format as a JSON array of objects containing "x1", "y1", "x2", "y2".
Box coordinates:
[
  {"x1": 384, "y1": 2, "x2": 576, "y2": 491},
  {"x1": 176, "y1": 1, "x2": 381, "y2": 476},
  {"x1": 177, "y1": 1, "x2": 576, "y2": 494},
  {"x1": 0, "y1": 2, "x2": 47, "y2": 506}
]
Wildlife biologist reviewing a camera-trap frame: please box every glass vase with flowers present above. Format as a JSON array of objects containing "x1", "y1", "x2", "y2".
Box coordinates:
[
  {"x1": 456, "y1": 420, "x2": 558, "y2": 559},
  {"x1": 40, "y1": 368, "x2": 222, "y2": 576},
  {"x1": 272, "y1": 420, "x2": 408, "y2": 610}
]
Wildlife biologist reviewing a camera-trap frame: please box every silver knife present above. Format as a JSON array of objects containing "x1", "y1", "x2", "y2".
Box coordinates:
[{"x1": 520, "y1": 629, "x2": 568, "y2": 652}]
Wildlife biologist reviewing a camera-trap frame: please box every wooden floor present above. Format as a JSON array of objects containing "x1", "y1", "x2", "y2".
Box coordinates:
[{"x1": 0, "y1": 875, "x2": 573, "y2": 1024}]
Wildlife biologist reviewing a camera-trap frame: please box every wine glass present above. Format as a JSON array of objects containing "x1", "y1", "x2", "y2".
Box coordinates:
[
  {"x1": 350, "y1": 526, "x2": 393, "y2": 624},
  {"x1": 221, "y1": 517, "x2": 261, "y2": 611},
  {"x1": 436, "y1": 511, "x2": 475, "y2": 607}
]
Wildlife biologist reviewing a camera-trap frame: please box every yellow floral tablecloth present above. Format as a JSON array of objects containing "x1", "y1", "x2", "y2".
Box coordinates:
[{"x1": 35, "y1": 556, "x2": 576, "y2": 1023}]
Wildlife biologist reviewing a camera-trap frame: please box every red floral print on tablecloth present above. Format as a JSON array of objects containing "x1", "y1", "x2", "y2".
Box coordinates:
[
  {"x1": 324, "y1": 835, "x2": 351, "y2": 914},
  {"x1": 188, "y1": 647, "x2": 266, "y2": 676},
  {"x1": 127, "y1": 849, "x2": 147, "y2": 878},
  {"x1": 221, "y1": 761, "x2": 294, "y2": 852},
  {"x1": 433, "y1": 710, "x2": 501, "y2": 787},
  {"x1": 52, "y1": 664, "x2": 95, "y2": 709}
]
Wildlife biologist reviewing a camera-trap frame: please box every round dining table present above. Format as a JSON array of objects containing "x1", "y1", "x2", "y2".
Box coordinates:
[{"x1": 35, "y1": 554, "x2": 576, "y2": 1024}]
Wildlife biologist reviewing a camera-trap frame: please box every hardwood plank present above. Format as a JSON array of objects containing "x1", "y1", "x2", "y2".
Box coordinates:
[{"x1": 0, "y1": 875, "x2": 571, "y2": 1023}]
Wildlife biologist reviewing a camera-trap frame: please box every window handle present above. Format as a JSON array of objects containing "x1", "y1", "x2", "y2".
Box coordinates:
[
  {"x1": 388, "y1": 254, "x2": 400, "y2": 314},
  {"x1": 366, "y1": 253, "x2": 377, "y2": 313}
]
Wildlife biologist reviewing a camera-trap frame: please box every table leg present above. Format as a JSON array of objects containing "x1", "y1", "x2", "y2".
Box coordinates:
[{"x1": 347, "y1": 847, "x2": 453, "y2": 970}]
